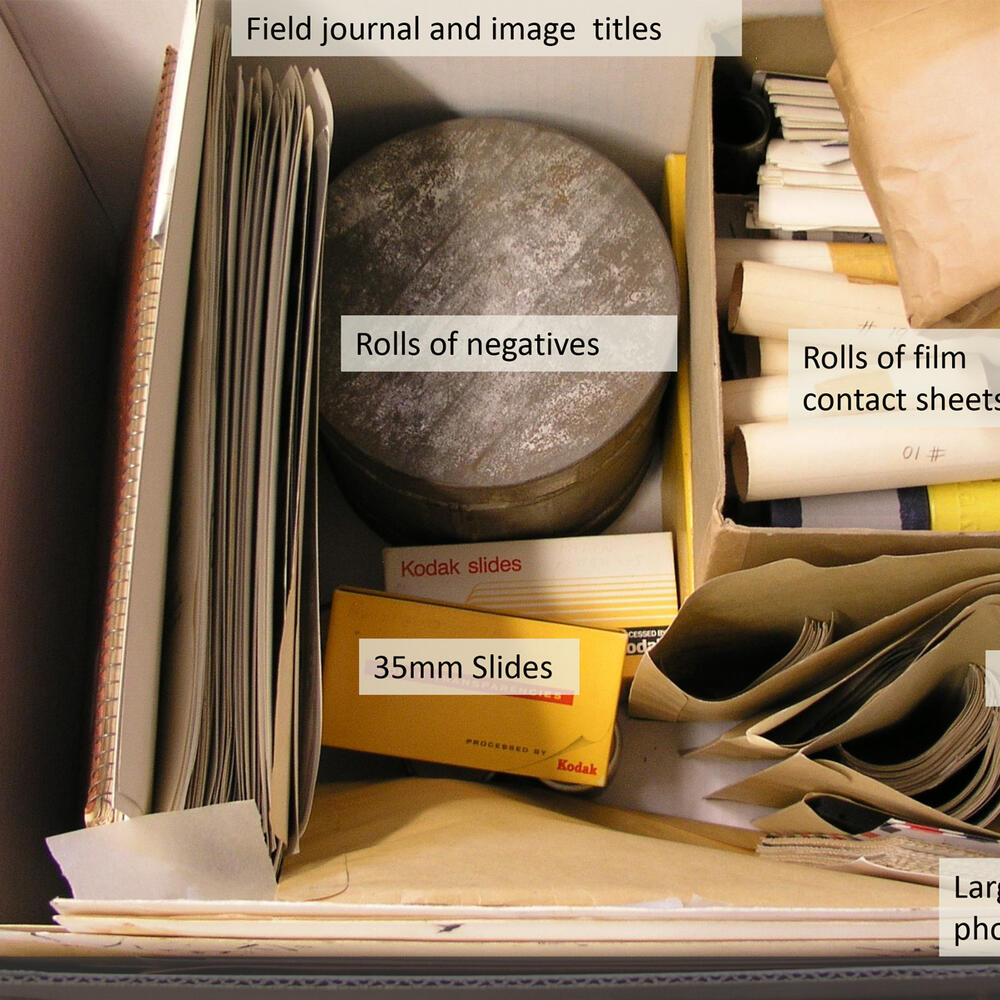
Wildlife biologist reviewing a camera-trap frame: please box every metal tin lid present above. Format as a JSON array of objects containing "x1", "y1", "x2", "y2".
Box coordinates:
[{"x1": 320, "y1": 118, "x2": 678, "y2": 541}]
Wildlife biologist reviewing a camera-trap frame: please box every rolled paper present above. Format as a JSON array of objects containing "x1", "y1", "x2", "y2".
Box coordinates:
[
  {"x1": 729, "y1": 261, "x2": 909, "y2": 340},
  {"x1": 756, "y1": 337, "x2": 789, "y2": 376},
  {"x1": 715, "y1": 238, "x2": 897, "y2": 311},
  {"x1": 928, "y1": 480, "x2": 1000, "y2": 532},
  {"x1": 722, "y1": 375, "x2": 788, "y2": 442},
  {"x1": 769, "y1": 488, "x2": 930, "y2": 530},
  {"x1": 770, "y1": 482, "x2": 1000, "y2": 532},
  {"x1": 731, "y1": 422, "x2": 1000, "y2": 502}
]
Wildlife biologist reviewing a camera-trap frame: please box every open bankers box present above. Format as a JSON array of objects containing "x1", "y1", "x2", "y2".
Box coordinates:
[
  {"x1": 0, "y1": 0, "x2": 954, "y2": 976},
  {"x1": 685, "y1": 14, "x2": 1000, "y2": 584}
]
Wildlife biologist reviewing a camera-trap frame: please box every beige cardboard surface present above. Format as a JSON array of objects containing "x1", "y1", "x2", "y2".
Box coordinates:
[
  {"x1": 628, "y1": 549, "x2": 1000, "y2": 722},
  {"x1": 277, "y1": 777, "x2": 935, "y2": 908},
  {"x1": 47, "y1": 910, "x2": 941, "y2": 945},
  {"x1": 741, "y1": 16, "x2": 836, "y2": 79},
  {"x1": 33, "y1": 895, "x2": 939, "y2": 953},
  {"x1": 686, "y1": 55, "x2": 726, "y2": 588},
  {"x1": 0, "y1": 927, "x2": 940, "y2": 960},
  {"x1": 702, "y1": 519, "x2": 1000, "y2": 583},
  {"x1": 826, "y1": 0, "x2": 1000, "y2": 328}
]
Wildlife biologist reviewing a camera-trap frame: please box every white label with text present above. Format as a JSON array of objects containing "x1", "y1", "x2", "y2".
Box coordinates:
[
  {"x1": 940, "y1": 859, "x2": 1000, "y2": 955},
  {"x1": 788, "y1": 328, "x2": 1000, "y2": 428},
  {"x1": 232, "y1": 1, "x2": 741, "y2": 57},
  {"x1": 358, "y1": 638, "x2": 579, "y2": 696},
  {"x1": 341, "y1": 315, "x2": 676, "y2": 372}
]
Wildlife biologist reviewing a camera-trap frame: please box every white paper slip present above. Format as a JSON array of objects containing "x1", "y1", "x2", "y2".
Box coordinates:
[
  {"x1": 773, "y1": 104, "x2": 846, "y2": 126},
  {"x1": 765, "y1": 139, "x2": 854, "y2": 170},
  {"x1": 760, "y1": 75, "x2": 836, "y2": 100},
  {"x1": 756, "y1": 185, "x2": 880, "y2": 233},
  {"x1": 758, "y1": 166, "x2": 863, "y2": 191},
  {"x1": 47, "y1": 802, "x2": 277, "y2": 902}
]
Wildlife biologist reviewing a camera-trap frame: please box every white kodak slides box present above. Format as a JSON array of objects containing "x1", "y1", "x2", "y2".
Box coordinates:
[{"x1": 383, "y1": 532, "x2": 677, "y2": 680}]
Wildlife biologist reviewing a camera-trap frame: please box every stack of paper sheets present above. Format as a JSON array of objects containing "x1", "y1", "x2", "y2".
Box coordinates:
[
  {"x1": 758, "y1": 816, "x2": 1000, "y2": 886},
  {"x1": 748, "y1": 73, "x2": 880, "y2": 234},
  {"x1": 157, "y1": 26, "x2": 332, "y2": 860},
  {"x1": 759, "y1": 74, "x2": 847, "y2": 143},
  {"x1": 753, "y1": 141, "x2": 879, "y2": 233}
]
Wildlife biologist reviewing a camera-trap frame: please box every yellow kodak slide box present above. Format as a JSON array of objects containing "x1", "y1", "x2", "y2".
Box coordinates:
[{"x1": 322, "y1": 588, "x2": 627, "y2": 786}]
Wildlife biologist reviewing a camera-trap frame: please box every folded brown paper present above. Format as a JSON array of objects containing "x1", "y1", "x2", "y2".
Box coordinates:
[
  {"x1": 277, "y1": 777, "x2": 934, "y2": 908},
  {"x1": 715, "y1": 753, "x2": 996, "y2": 840},
  {"x1": 826, "y1": 0, "x2": 1000, "y2": 327},
  {"x1": 696, "y1": 590, "x2": 1000, "y2": 759},
  {"x1": 627, "y1": 549, "x2": 1000, "y2": 722},
  {"x1": 755, "y1": 793, "x2": 889, "y2": 837}
]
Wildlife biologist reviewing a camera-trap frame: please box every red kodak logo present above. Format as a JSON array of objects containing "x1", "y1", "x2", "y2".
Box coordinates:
[{"x1": 556, "y1": 758, "x2": 598, "y2": 775}]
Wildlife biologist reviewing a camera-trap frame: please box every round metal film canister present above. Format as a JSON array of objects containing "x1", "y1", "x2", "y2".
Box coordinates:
[{"x1": 320, "y1": 118, "x2": 678, "y2": 543}]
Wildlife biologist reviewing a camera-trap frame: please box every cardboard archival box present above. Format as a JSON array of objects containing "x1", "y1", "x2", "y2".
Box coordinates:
[
  {"x1": 0, "y1": 0, "x2": 953, "y2": 963},
  {"x1": 686, "y1": 15, "x2": 1000, "y2": 584}
]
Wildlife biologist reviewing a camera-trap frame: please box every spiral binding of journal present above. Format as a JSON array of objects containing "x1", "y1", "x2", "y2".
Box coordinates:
[{"x1": 85, "y1": 48, "x2": 177, "y2": 828}]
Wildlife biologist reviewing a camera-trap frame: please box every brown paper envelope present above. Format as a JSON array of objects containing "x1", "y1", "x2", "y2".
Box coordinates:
[
  {"x1": 838, "y1": 668, "x2": 986, "y2": 794},
  {"x1": 277, "y1": 777, "x2": 934, "y2": 908},
  {"x1": 713, "y1": 754, "x2": 997, "y2": 838},
  {"x1": 755, "y1": 794, "x2": 887, "y2": 837},
  {"x1": 697, "y1": 586, "x2": 1000, "y2": 757},
  {"x1": 511, "y1": 788, "x2": 763, "y2": 854},
  {"x1": 796, "y1": 600, "x2": 1000, "y2": 753},
  {"x1": 683, "y1": 588, "x2": 980, "y2": 758},
  {"x1": 628, "y1": 549, "x2": 1000, "y2": 722},
  {"x1": 825, "y1": 0, "x2": 1000, "y2": 327},
  {"x1": 755, "y1": 797, "x2": 849, "y2": 836}
]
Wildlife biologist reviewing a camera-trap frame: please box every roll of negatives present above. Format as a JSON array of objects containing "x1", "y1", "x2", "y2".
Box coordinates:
[{"x1": 320, "y1": 118, "x2": 678, "y2": 542}]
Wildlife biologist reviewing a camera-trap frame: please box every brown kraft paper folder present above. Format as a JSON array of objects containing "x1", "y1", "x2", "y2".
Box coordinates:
[
  {"x1": 754, "y1": 793, "x2": 888, "y2": 837},
  {"x1": 715, "y1": 754, "x2": 999, "y2": 840},
  {"x1": 277, "y1": 778, "x2": 935, "y2": 909},
  {"x1": 825, "y1": 0, "x2": 1000, "y2": 328},
  {"x1": 696, "y1": 594, "x2": 1000, "y2": 759},
  {"x1": 627, "y1": 549, "x2": 1000, "y2": 722}
]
